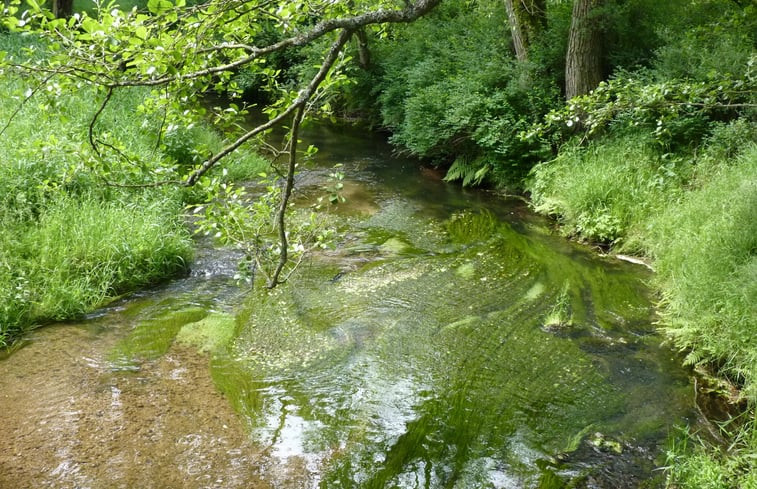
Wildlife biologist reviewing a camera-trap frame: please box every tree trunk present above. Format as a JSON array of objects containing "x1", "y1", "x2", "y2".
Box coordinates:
[
  {"x1": 504, "y1": 0, "x2": 546, "y2": 62},
  {"x1": 52, "y1": 0, "x2": 73, "y2": 18},
  {"x1": 565, "y1": 0, "x2": 604, "y2": 99},
  {"x1": 355, "y1": 28, "x2": 371, "y2": 69}
]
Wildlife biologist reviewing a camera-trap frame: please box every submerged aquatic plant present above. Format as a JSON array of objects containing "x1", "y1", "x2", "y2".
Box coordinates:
[
  {"x1": 445, "y1": 209, "x2": 498, "y2": 244},
  {"x1": 544, "y1": 281, "x2": 574, "y2": 329}
]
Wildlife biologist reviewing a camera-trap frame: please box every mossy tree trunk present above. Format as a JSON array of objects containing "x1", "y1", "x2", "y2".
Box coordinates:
[
  {"x1": 504, "y1": 0, "x2": 546, "y2": 62},
  {"x1": 565, "y1": 0, "x2": 604, "y2": 99}
]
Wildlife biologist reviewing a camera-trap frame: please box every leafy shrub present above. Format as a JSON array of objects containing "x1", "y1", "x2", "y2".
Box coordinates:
[
  {"x1": 653, "y1": 2, "x2": 757, "y2": 82},
  {"x1": 362, "y1": 1, "x2": 558, "y2": 188},
  {"x1": 523, "y1": 68, "x2": 756, "y2": 154},
  {"x1": 162, "y1": 124, "x2": 217, "y2": 167}
]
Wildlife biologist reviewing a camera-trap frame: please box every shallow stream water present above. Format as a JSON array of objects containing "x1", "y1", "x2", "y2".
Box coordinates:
[{"x1": 1, "y1": 124, "x2": 697, "y2": 488}]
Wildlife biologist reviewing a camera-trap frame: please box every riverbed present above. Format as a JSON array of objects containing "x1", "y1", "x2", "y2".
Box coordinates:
[{"x1": 0, "y1": 123, "x2": 697, "y2": 488}]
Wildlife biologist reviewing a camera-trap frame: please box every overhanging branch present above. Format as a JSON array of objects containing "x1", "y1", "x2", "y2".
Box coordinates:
[
  {"x1": 185, "y1": 27, "x2": 355, "y2": 186},
  {"x1": 85, "y1": 0, "x2": 442, "y2": 88}
]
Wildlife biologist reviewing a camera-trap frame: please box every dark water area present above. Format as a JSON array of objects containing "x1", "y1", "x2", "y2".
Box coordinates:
[{"x1": 0, "y1": 123, "x2": 698, "y2": 488}]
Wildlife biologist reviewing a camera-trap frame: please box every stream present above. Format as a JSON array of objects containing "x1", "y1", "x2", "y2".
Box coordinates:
[{"x1": 0, "y1": 124, "x2": 698, "y2": 488}]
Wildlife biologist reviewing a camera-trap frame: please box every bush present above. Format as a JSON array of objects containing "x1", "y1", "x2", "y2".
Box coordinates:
[
  {"x1": 653, "y1": 2, "x2": 757, "y2": 82},
  {"x1": 357, "y1": 1, "x2": 559, "y2": 188}
]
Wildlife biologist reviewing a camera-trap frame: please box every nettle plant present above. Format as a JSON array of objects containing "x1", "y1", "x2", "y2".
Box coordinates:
[{"x1": 0, "y1": 0, "x2": 441, "y2": 287}]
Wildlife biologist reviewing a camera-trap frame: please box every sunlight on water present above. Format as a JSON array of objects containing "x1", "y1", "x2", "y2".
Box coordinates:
[{"x1": 0, "y1": 123, "x2": 697, "y2": 489}]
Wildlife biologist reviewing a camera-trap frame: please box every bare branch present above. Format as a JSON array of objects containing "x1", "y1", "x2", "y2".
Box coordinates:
[
  {"x1": 88, "y1": 86, "x2": 113, "y2": 157},
  {"x1": 268, "y1": 103, "x2": 304, "y2": 288},
  {"x1": 0, "y1": 71, "x2": 56, "y2": 138}
]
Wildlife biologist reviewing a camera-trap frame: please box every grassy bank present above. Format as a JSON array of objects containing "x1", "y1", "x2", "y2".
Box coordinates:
[
  {"x1": 527, "y1": 125, "x2": 757, "y2": 487},
  {"x1": 0, "y1": 32, "x2": 266, "y2": 346}
]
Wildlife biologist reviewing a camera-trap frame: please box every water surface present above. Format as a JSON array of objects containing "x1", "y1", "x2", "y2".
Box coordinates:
[{"x1": 0, "y1": 124, "x2": 696, "y2": 488}]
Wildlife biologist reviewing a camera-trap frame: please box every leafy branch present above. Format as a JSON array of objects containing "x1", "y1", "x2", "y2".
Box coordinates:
[
  {"x1": 0, "y1": 0, "x2": 441, "y2": 288},
  {"x1": 521, "y1": 57, "x2": 757, "y2": 147}
]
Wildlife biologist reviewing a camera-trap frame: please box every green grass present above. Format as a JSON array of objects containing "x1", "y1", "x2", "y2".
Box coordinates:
[
  {"x1": 646, "y1": 145, "x2": 757, "y2": 395},
  {"x1": 0, "y1": 32, "x2": 266, "y2": 346},
  {"x1": 24, "y1": 196, "x2": 192, "y2": 318},
  {"x1": 527, "y1": 133, "x2": 690, "y2": 247},
  {"x1": 664, "y1": 421, "x2": 757, "y2": 489},
  {"x1": 654, "y1": 145, "x2": 757, "y2": 489}
]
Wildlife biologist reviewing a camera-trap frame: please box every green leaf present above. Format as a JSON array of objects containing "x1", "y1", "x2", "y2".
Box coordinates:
[
  {"x1": 135, "y1": 26, "x2": 147, "y2": 40},
  {"x1": 147, "y1": 0, "x2": 172, "y2": 14}
]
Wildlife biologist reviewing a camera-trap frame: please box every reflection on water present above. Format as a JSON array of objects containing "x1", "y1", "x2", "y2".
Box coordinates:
[{"x1": 0, "y1": 123, "x2": 696, "y2": 488}]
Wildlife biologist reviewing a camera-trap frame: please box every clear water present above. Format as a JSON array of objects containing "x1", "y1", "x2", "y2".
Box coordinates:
[{"x1": 0, "y1": 124, "x2": 696, "y2": 488}]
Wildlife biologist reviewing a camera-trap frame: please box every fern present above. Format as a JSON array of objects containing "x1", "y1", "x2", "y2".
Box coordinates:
[{"x1": 444, "y1": 154, "x2": 491, "y2": 187}]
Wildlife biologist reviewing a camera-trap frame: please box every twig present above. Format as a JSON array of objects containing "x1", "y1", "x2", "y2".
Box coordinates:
[
  {"x1": 0, "y1": 71, "x2": 56, "y2": 138},
  {"x1": 88, "y1": 86, "x2": 114, "y2": 157}
]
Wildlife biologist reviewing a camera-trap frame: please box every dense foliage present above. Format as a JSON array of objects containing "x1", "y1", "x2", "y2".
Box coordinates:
[{"x1": 1, "y1": 0, "x2": 755, "y2": 485}]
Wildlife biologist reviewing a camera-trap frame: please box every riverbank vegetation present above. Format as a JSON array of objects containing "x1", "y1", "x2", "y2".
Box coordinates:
[
  {"x1": 1, "y1": 0, "x2": 755, "y2": 485},
  {"x1": 0, "y1": 32, "x2": 269, "y2": 347}
]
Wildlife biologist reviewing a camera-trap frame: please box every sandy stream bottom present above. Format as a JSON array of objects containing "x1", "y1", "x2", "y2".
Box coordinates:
[{"x1": 0, "y1": 323, "x2": 313, "y2": 489}]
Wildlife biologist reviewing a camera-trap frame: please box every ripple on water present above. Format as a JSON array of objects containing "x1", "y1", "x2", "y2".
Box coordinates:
[{"x1": 0, "y1": 126, "x2": 697, "y2": 488}]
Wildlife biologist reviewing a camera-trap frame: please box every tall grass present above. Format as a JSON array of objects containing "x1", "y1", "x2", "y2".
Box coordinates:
[
  {"x1": 530, "y1": 135, "x2": 757, "y2": 395},
  {"x1": 646, "y1": 144, "x2": 757, "y2": 395},
  {"x1": 527, "y1": 133, "x2": 690, "y2": 247},
  {"x1": 665, "y1": 418, "x2": 757, "y2": 489},
  {"x1": 26, "y1": 196, "x2": 192, "y2": 318},
  {"x1": 0, "y1": 32, "x2": 266, "y2": 346}
]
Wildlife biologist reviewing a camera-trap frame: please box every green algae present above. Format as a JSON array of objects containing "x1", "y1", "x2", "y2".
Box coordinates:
[
  {"x1": 445, "y1": 209, "x2": 498, "y2": 244},
  {"x1": 98, "y1": 127, "x2": 694, "y2": 485},
  {"x1": 377, "y1": 237, "x2": 411, "y2": 255},
  {"x1": 110, "y1": 306, "x2": 208, "y2": 365},
  {"x1": 206, "y1": 193, "x2": 693, "y2": 485},
  {"x1": 176, "y1": 313, "x2": 236, "y2": 353},
  {"x1": 455, "y1": 261, "x2": 476, "y2": 279}
]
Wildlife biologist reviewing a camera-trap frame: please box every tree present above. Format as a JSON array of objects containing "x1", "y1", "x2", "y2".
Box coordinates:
[
  {"x1": 565, "y1": 0, "x2": 605, "y2": 99},
  {"x1": 1, "y1": 0, "x2": 441, "y2": 287},
  {"x1": 503, "y1": 0, "x2": 545, "y2": 62},
  {"x1": 51, "y1": 0, "x2": 72, "y2": 18}
]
